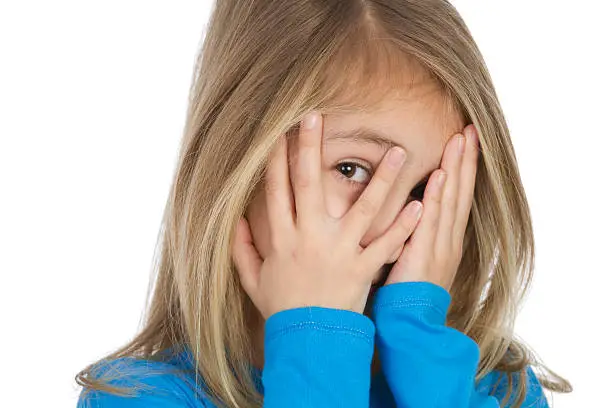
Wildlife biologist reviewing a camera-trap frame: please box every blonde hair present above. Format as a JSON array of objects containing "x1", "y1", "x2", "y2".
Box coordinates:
[{"x1": 76, "y1": 1, "x2": 572, "y2": 407}]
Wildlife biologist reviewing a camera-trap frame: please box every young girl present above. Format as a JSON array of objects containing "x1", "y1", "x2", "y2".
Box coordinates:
[{"x1": 76, "y1": 1, "x2": 572, "y2": 407}]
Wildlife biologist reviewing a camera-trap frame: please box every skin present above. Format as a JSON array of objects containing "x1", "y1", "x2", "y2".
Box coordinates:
[{"x1": 232, "y1": 75, "x2": 480, "y2": 374}]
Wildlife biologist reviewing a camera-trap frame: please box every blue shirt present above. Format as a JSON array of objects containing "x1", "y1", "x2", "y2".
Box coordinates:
[{"x1": 78, "y1": 281, "x2": 549, "y2": 407}]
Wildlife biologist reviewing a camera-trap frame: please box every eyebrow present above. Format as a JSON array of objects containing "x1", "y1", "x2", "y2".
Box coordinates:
[{"x1": 326, "y1": 126, "x2": 414, "y2": 165}]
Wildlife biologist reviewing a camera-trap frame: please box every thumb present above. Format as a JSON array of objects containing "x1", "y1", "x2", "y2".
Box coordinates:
[{"x1": 232, "y1": 217, "x2": 263, "y2": 300}]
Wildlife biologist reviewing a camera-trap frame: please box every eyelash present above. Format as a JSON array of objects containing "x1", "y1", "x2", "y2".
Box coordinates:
[{"x1": 334, "y1": 159, "x2": 428, "y2": 200}]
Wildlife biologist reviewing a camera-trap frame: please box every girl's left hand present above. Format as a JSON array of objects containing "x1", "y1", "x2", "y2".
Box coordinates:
[{"x1": 385, "y1": 124, "x2": 480, "y2": 291}]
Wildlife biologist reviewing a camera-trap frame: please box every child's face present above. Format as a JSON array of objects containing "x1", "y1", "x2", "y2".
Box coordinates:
[{"x1": 246, "y1": 79, "x2": 464, "y2": 287}]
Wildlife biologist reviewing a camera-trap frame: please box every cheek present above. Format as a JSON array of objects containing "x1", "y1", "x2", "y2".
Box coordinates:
[
  {"x1": 321, "y1": 176, "x2": 355, "y2": 218},
  {"x1": 245, "y1": 189, "x2": 272, "y2": 258}
]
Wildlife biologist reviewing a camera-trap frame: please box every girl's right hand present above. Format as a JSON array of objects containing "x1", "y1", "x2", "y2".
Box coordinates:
[{"x1": 232, "y1": 111, "x2": 424, "y2": 320}]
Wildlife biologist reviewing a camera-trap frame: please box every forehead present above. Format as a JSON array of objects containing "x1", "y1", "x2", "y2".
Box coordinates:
[{"x1": 322, "y1": 79, "x2": 465, "y2": 174}]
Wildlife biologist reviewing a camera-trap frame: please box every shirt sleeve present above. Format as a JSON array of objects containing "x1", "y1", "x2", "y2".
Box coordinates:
[
  {"x1": 476, "y1": 364, "x2": 550, "y2": 407},
  {"x1": 262, "y1": 305, "x2": 376, "y2": 407},
  {"x1": 77, "y1": 306, "x2": 375, "y2": 408},
  {"x1": 76, "y1": 358, "x2": 212, "y2": 408},
  {"x1": 370, "y1": 281, "x2": 548, "y2": 408}
]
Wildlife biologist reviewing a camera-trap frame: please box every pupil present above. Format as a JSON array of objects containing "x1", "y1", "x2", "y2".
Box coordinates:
[{"x1": 340, "y1": 163, "x2": 355, "y2": 178}]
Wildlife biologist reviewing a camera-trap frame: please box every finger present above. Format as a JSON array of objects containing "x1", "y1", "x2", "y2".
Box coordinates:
[
  {"x1": 266, "y1": 132, "x2": 295, "y2": 238},
  {"x1": 232, "y1": 217, "x2": 262, "y2": 301},
  {"x1": 454, "y1": 124, "x2": 480, "y2": 243},
  {"x1": 361, "y1": 200, "x2": 422, "y2": 273},
  {"x1": 387, "y1": 245, "x2": 403, "y2": 264},
  {"x1": 408, "y1": 169, "x2": 447, "y2": 255},
  {"x1": 292, "y1": 111, "x2": 326, "y2": 227},
  {"x1": 342, "y1": 146, "x2": 407, "y2": 243},
  {"x1": 436, "y1": 133, "x2": 465, "y2": 256}
]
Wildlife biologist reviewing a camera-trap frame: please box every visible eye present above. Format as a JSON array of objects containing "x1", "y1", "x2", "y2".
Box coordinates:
[{"x1": 334, "y1": 160, "x2": 372, "y2": 190}]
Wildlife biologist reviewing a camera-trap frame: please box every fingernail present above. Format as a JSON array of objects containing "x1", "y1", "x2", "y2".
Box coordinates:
[
  {"x1": 410, "y1": 201, "x2": 423, "y2": 218},
  {"x1": 388, "y1": 146, "x2": 406, "y2": 167},
  {"x1": 458, "y1": 134, "x2": 466, "y2": 155},
  {"x1": 437, "y1": 171, "x2": 447, "y2": 186},
  {"x1": 468, "y1": 125, "x2": 479, "y2": 147},
  {"x1": 302, "y1": 111, "x2": 319, "y2": 130}
]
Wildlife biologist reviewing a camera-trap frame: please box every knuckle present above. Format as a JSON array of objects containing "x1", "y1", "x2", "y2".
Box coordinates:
[
  {"x1": 375, "y1": 174, "x2": 393, "y2": 193},
  {"x1": 264, "y1": 178, "x2": 280, "y2": 195},
  {"x1": 374, "y1": 165, "x2": 395, "y2": 184},
  {"x1": 428, "y1": 184, "x2": 443, "y2": 204},
  {"x1": 395, "y1": 171, "x2": 410, "y2": 184},
  {"x1": 355, "y1": 195, "x2": 377, "y2": 217},
  {"x1": 294, "y1": 172, "x2": 311, "y2": 189}
]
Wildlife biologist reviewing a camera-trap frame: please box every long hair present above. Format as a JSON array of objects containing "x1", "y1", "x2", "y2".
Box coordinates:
[{"x1": 76, "y1": 1, "x2": 572, "y2": 407}]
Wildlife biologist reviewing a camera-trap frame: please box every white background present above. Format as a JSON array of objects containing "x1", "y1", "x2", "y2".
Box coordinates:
[{"x1": 0, "y1": 1, "x2": 609, "y2": 406}]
